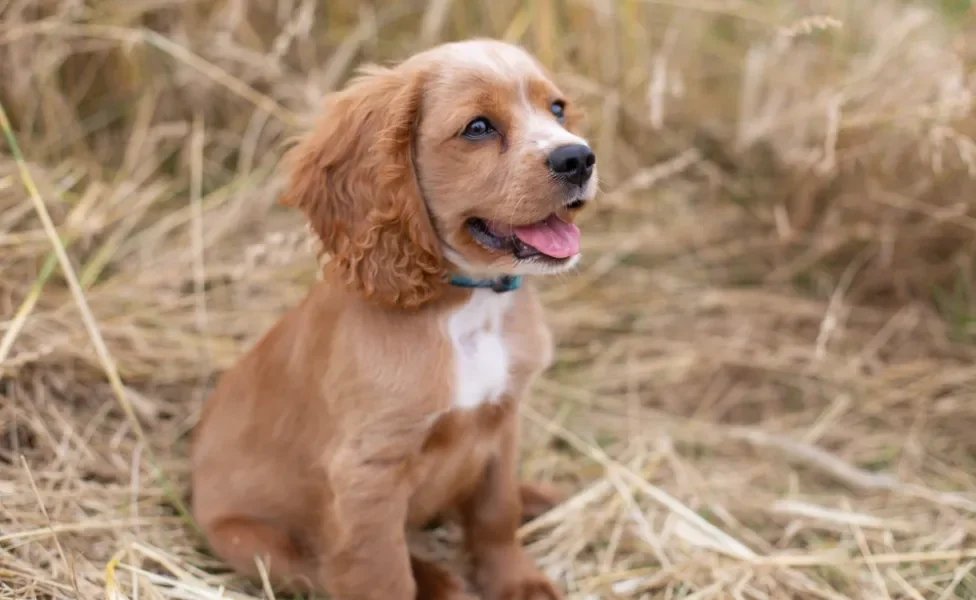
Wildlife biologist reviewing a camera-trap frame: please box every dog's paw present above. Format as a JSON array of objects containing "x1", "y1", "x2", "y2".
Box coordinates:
[
  {"x1": 475, "y1": 549, "x2": 563, "y2": 600},
  {"x1": 431, "y1": 590, "x2": 478, "y2": 600},
  {"x1": 519, "y1": 482, "x2": 564, "y2": 523},
  {"x1": 411, "y1": 555, "x2": 478, "y2": 600},
  {"x1": 489, "y1": 576, "x2": 563, "y2": 600}
]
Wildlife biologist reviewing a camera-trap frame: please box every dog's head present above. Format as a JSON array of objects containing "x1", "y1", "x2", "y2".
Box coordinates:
[{"x1": 281, "y1": 39, "x2": 598, "y2": 308}]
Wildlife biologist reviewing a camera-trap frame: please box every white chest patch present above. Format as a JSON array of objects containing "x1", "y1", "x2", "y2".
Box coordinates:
[{"x1": 447, "y1": 289, "x2": 512, "y2": 410}]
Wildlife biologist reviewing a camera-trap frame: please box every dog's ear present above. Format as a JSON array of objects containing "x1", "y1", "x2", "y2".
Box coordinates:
[{"x1": 280, "y1": 66, "x2": 444, "y2": 309}]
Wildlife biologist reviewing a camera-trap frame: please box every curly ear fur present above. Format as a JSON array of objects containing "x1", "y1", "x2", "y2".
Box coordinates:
[{"x1": 280, "y1": 66, "x2": 445, "y2": 309}]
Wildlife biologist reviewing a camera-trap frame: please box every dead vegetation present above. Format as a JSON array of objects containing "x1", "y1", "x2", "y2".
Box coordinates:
[{"x1": 2, "y1": 0, "x2": 976, "y2": 598}]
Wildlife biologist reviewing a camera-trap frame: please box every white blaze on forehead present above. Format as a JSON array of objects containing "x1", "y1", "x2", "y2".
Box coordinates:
[
  {"x1": 517, "y1": 80, "x2": 589, "y2": 152},
  {"x1": 439, "y1": 40, "x2": 592, "y2": 153},
  {"x1": 523, "y1": 111, "x2": 588, "y2": 152},
  {"x1": 442, "y1": 39, "x2": 548, "y2": 80}
]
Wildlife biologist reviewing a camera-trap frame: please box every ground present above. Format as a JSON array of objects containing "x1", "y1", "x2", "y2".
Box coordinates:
[{"x1": 2, "y1": 1, "x2": 976, "y2": 599}]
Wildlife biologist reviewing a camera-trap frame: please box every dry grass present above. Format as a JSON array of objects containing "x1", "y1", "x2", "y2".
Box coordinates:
[{"x1": 2, "y1": 0, "x2": 976, "y2": 598}]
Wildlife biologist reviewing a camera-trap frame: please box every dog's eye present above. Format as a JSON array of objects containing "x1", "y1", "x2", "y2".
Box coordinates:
[
  {"x1": 550, "y1": 100, "x2": 566, "y2": 122},
  {"x1": 462, "y1": 117, "x2": 495, "y2": 140}
]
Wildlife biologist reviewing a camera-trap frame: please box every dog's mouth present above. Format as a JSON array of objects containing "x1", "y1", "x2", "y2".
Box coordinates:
[{"x1": 466, "y1": 214, "x2": 580, "y2": 261}]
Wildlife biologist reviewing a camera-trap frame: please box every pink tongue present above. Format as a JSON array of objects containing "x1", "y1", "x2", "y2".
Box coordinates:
[{"x1": 512, "y1": 215, "x2": 581, "y2": 259}]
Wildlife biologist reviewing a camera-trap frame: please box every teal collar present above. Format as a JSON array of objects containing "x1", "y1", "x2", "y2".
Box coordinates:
[{"x1": 448, "y1": 274, "x2": 523, "y2": 293}]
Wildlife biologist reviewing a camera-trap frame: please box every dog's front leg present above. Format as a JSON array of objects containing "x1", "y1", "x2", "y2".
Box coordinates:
[
  {"x1": 322, "y1": 440, "x2": 476, "y2": 600},
  {"x1": 460, "y1": 407, "x2": 563, "y2": 600},
  {"x1": 320, "y1": 444, "x2": 417, "y2": 600}
]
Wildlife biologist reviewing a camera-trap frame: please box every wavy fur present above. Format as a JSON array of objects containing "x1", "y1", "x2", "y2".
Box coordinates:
[{"x1": 280, "y1": 66, "x2": 445, "y2": 309}]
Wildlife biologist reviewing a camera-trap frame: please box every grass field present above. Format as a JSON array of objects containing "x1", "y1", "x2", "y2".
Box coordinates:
[{"x1": 2, "y1": 0, "x2": 976, "y2": 598}]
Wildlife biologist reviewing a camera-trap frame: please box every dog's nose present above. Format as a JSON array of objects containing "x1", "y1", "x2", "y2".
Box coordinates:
[{"x1": 547, "y1": 143, "x2": 596, "y2": 186}]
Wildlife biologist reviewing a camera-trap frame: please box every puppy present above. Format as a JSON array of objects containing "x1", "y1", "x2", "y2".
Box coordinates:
[{"x1": 190, "y1": 38, "x2": 598, "y2": 600}]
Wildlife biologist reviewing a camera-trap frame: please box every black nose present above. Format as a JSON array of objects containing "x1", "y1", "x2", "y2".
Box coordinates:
[{"x1": 547, "y1": 143, "x2": 596, "y2": 186}]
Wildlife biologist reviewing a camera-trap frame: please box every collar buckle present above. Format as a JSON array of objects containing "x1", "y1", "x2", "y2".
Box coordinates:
[
  {"x1": 490, "y1": 275, "x2": 518, "y2": 293},
  {"x1": 448, "y1": 274, "x2": 523, "y2": 293}
]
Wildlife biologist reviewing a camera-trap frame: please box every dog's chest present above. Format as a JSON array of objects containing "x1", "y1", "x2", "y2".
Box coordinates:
[{"x1": 447, "y1": 289, "x2": 513, "y2": 410}]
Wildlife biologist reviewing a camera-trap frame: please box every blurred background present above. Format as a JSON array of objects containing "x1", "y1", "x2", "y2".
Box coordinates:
[{"x1": 2, "y1": 1, "x2": 976, "y2": 598}]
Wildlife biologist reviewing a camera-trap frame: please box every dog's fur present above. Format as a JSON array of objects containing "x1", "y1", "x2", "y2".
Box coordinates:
[{"x1": 190, "y1": 39, "x2": 598, "y2": 600}]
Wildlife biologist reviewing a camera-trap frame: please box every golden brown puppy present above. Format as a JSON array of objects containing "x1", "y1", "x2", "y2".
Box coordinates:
[{"x1": 191, "y1": 38, "x2": 598, "y2": 600}]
